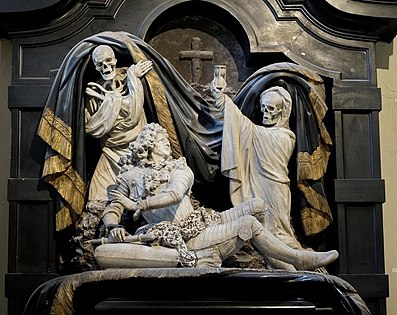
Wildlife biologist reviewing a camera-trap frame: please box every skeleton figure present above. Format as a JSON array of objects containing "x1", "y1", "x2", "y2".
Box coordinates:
[
  {"x1": 92, "y1": 45, "x2": 117, "y2": 81},
  {"x1": 84, "y1": 44, "x2": 153, "y2": 207},
  {"x1": 260, "y1": 89, "x2": 290, "y2": 127},
  {"x1": 99, "y1": 123, "x2": 339, "y2": 271},
  {"x1": 211, "y1": 84, "x2": 326, "y2": 270}
]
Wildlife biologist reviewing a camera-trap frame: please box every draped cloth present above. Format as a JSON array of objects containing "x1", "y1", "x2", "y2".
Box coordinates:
[
  {"x1": 231, "y1": 62, "x2": 333, "y2": 236},
  {"x1": 23, "y1": 268, "x2": 370, "y2": 315},
  {"x1": 37, "y1": 31, "x2": 223, "y2": 231},
  {"x1": 85, "y1": 66, "x2": 147, "y2": 202},
  {"x1": 38, "y1": 29, "x2": 332, "y2": 236},
  {"x1": 221, "y1": 98, "x2": 301, "y2": 248}
]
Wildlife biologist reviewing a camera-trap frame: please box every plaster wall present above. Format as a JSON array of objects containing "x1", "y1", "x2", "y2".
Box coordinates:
[{"x1": 378, "y1": 38, "x2": 397, "y2": 315}]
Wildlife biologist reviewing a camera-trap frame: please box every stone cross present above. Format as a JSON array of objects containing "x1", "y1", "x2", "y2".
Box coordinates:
[{"x1": 179, "y1": 37, "x2": 214, "y2": 85}]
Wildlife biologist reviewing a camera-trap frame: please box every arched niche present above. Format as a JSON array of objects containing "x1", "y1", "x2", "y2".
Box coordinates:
[{"x1": 140, "y1": 1, "x2": 290, "y2": 91}]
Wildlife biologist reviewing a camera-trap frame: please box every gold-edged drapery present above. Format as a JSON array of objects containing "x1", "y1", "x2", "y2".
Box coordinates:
[
  {"x1": 37, "y1": 31, "x2": 181, "y2": 231},
  {"x1": 234, "y1": 62, "x2": 333, "y2": 236},
  {"x1": 37, "y1": 31, "x2": 226, "y2": 231}
]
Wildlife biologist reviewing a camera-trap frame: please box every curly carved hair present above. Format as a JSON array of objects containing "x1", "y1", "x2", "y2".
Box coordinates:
[{"x1": 129, "y1": 123, "x2": 169, "y2": 164}]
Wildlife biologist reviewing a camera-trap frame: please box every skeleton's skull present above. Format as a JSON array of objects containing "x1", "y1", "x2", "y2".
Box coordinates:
[
  {"x1": 92, "y1": 45, "x2": 117, "y2": 81},
  {"x1": 260, "y1": 91, "x2": 283, "y2": 127}
]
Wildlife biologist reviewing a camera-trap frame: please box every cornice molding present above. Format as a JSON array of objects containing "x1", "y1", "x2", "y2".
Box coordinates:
[
  {"x1": 0, "y1": 0, "x2": 115, "y2": 38},
  {"x1": 280, "y1": 0, "x2": 397, "y2": 42},
  {"x1": 1, "y1": 0, "x2": 397, "y2": 43},
  {"x1": 325, "y1": 0, "x2": 397, "y2": 18}
]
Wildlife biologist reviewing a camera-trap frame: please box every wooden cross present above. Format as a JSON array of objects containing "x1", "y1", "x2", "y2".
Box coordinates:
[{"x1": 179, "y1": 37, "x2": 214, "y2": 85}]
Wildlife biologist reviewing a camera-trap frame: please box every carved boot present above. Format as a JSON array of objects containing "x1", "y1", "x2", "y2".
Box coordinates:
[
  {"x1": 250, "y1": 222, "x2": 339, "y2": 271},
  {"x1": 291, "y1": 249, "x2": 339, "y2": 271},
  {"x1": 264, "y1": 256, "x2": 297, "y2": 272}
]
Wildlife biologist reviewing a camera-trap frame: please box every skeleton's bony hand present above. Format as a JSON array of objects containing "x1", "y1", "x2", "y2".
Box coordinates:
[
  {"x1": 134, "y1": 60, "x2": 153, "y2": 78},
  {"x1": 85, "y1": 87, "x2": 104, "y2": 101},
  {"x1": 86, "y1": 82, "x2": 113, "y2": 100},
  {"x1": 210, "y1": 80, "x2": 225, "y2": 109},
  {"x1": 210, "y1": 80, "x2": 222, "y2": 96}
]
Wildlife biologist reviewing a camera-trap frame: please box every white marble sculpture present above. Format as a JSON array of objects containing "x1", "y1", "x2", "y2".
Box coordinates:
[
  {"x1": 85, "y1": 44, "x2": 153, "y2": 205},
  {"x1": 211, "y1": 81, "x2": 318, "y2": 270},
  {"x1": 93, "y1": 122, "x2": 338, "y2": 270}
]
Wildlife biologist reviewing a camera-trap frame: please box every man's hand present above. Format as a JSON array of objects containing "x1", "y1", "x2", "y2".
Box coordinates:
[
  {"x1": 134, "y1": 60, "x2": 153, "y2": 78},
  {"x1": 109, "y1": 190, "x2": 138, "y2": 211},
  {"x1": 109, "y1": 227, "x2": 128, "y2": 242}
]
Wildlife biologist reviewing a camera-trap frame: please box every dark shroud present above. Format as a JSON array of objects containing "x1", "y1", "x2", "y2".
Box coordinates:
[
  {"x1": 233, "y1": 63, "x2": 333, "y2": 236},
  {"x1": 24, "y1": 268, "x2": 369, "y2": 315},
  {"x1": 37, "y1": 31, "x2": 224, "y2": 231},
  {"x1": 37, "y1": 31, "x2": 332, "y2": 237}
]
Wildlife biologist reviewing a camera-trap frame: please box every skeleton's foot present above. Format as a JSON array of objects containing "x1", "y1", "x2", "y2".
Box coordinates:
[{"x1": 294, "y1": 250, "x2": 339, "y2": 271}]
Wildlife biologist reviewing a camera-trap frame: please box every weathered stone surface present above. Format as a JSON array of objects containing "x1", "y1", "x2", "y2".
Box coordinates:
[{"x1": 95, "y1": 243, "x2": 179, "y2": 269}]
